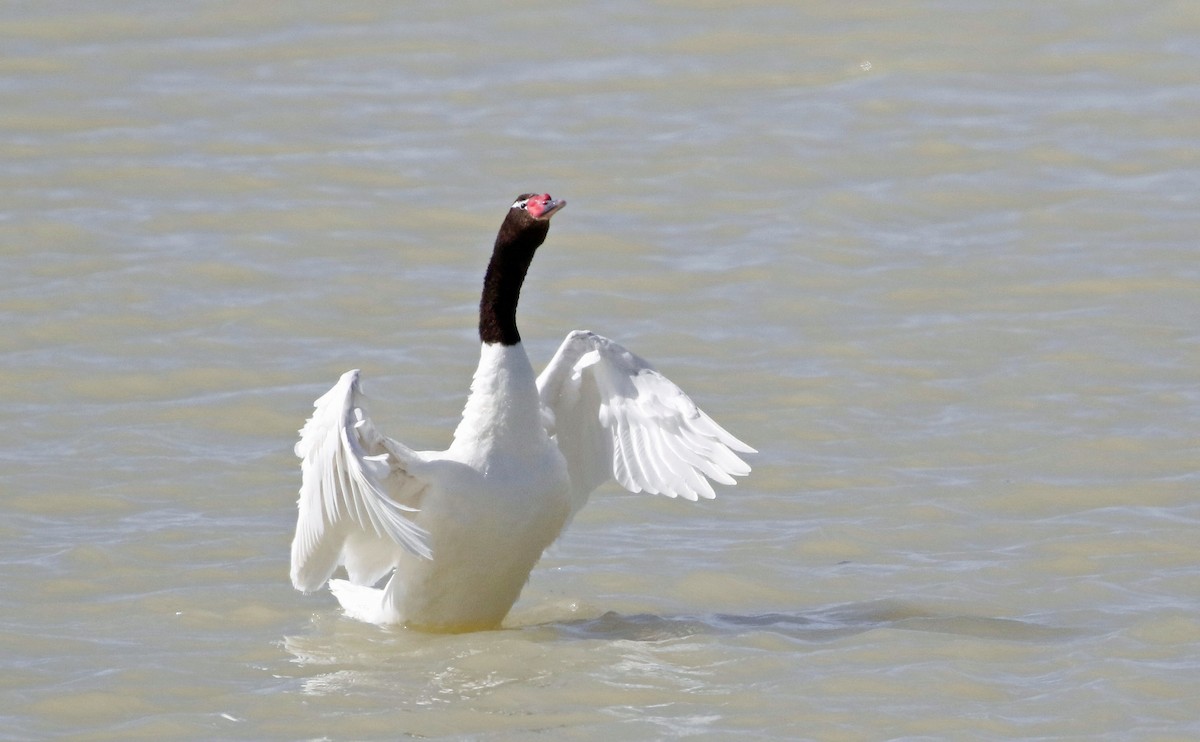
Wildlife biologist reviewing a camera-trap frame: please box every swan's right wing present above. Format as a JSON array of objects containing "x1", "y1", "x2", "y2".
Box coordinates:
[
  {"x1": 537, "y1": 331, "x2": 754, "y2": 516},
  {"x1": 290, "y1": 370, "x2": 431, "y2": 593}
]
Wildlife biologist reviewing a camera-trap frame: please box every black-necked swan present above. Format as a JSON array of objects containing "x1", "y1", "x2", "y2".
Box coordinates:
[{"x1": 290, "y1": 193, "x2": 754, "y2": 632}]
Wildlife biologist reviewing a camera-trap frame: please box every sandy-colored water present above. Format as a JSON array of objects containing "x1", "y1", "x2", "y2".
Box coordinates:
[{"x1": 3, "y1": 2, "x2": 1198, "y2": 740}]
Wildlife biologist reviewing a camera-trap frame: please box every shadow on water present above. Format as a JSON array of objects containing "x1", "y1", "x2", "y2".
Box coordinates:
[
  {"x1": 276, "y1": 600, "x2": 1082, "y2": 698},
  {"x1": 544, "y1": 599, "x2": 1081, "y2": 644}
]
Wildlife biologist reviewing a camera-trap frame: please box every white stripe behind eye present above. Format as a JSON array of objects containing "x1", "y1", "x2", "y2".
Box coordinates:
[{"x1": 512, "y1": 198, "x2": 528, "y2": 209}]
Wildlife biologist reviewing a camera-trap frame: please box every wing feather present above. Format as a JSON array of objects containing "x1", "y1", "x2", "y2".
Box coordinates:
[
  {"x1": 537, "y1": 331, "x2": 754, "y2": 516},
  {"x1": 290, "y1": 370, "x2": 431, "y2": 593}
]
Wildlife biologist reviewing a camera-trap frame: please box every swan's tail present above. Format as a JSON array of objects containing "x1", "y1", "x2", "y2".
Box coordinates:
[{"x1": 329, "y1": 579, "x2": 396, "y2": 625}]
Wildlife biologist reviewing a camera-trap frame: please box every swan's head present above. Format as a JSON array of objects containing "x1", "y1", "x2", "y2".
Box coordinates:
[
  {"x1": 511, "y1": 193, "x2": 566, "y2": 222},
  {"x1": 492, "y1": 192, "x2": 566, "y2": 259}
]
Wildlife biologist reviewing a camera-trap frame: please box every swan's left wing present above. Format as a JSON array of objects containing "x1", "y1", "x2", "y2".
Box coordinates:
[
  {"x1": 291, "y1": 370, "x2": 431, "y2": 593},
  {"x1": 537, "y1": 331, "x2": 754, "y2": 516}
]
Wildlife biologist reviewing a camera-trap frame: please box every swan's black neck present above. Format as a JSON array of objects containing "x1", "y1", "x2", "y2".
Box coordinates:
[{"x1": 478, "y1": 214, "x2": 551, "y2": 346}]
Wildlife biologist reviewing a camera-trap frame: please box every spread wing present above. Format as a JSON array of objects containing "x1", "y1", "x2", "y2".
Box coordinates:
[
  {"x1": 536, "y1": 331, "x2": 754, "y2": 516},
  {"x1": 290, "y1": 370, "x2": 431, "y2": 593}
]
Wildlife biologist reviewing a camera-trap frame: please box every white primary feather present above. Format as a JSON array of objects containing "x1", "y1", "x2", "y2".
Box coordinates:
[
  {"x1": 290, "y1": 370, "x2": 431, "y2": 593},
  {"x1": 537, "y1": 330, "x2": 755, "y2": 516}
]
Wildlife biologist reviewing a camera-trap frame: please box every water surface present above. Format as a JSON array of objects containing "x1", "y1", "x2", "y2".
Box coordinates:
[{"x1": 2, "y1": 1, "x2": 1198, "y2": 739}]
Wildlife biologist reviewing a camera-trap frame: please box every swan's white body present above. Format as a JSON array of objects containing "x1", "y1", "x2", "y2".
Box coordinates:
[{"x1": 290, "y1": 195, "x2": 753, "y2": 631}]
